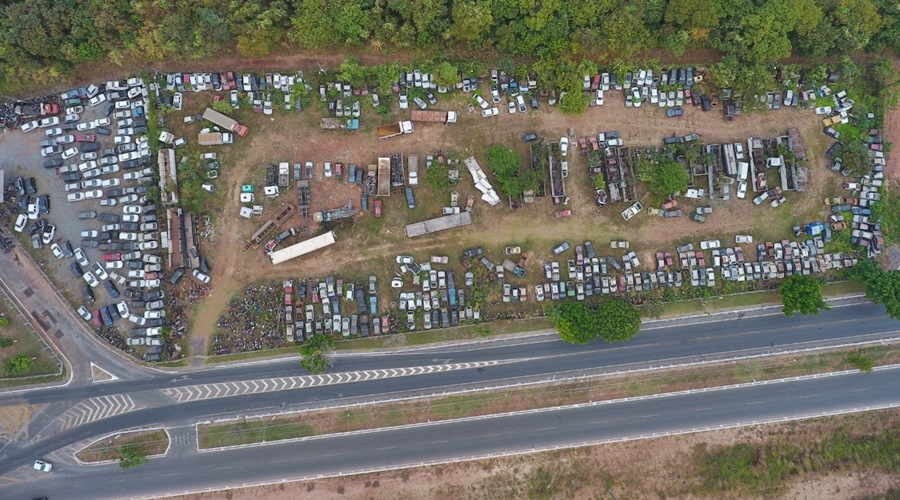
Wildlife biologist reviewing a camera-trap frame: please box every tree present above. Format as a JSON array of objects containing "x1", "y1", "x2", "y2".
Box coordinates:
[
  {"x1": 0, "y1": 316, "x2": 9, "y2": 328},
  {"x1": 3, "y1": 353, "x2": 33, "y2": 376},
  {"x1": 595, "y1": 299, "x2": 641, "y2": 343},
  {"x1": 338, "y1": 57, "x2": 367, "y2": 88},
  {"x1": 119, "y1": 443, "x2": 147, "y2": 470},
  {"x1": 486, "y1": 145, "x2": 538, "y2": 198},
  {"x1": 548, "y1": 301, "x2": 601, "y2": 345},
  {"x1": 559, "y1": 91, "x2": 588, "y2": 115},
  {"x1": 650, "y1": 159, "x2": 690, "y2": 197},
  {"x1": 779, "y1": 275, "x2": 829, "y2": 317},
  {"x1": 299, "y1": 334, "x2": 334, "y2": 374},
  {"x1": 446, "y1": 0, "x2": 494, "y2": 45},
  {"x1": 432, "y1": 61, "x2": 459, "y2": 88},
  {"x1": 0, "y1": 337, "x2": 13, "y2": 348},
  {"x1": 548, "y1": 300, "x2": 641, "y2": 345},
  {"x1": 838, "y1": 140, "x2": 875, "y2": 176},
  {"x1": 850, "y1": 260, "x2": 900, "y2": 320}
]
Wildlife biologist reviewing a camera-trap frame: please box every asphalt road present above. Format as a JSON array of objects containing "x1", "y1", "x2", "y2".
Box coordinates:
[
  {"x1": 8, "y1": 366, "x2": 899, "y2": 500},
  {"x1": 6, "y1": 299, "x2": 895, "y2": 407},
  {"x1": 0, "y1": 300, "x2": 895, "y2": 473}
]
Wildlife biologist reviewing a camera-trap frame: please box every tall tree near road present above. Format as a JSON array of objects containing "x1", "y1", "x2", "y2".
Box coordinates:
[
  {"x1": 779, "y1": 275, "x2": 829, "y2": 317},
  {"x1": 548, "y1": 300, "x2": 640, "y2": 345},
  {"x1": 300, "y1": 334, "x2": 334, "y2": 374}
]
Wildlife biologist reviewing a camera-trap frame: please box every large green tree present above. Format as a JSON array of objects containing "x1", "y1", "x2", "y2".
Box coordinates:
[
  {"x1": 838, "y1": 140, "x2": 875, "y2": 177},
  {"x1": 486, "y1": 145, "x2": 539, "y2": 199},
  {"x1": 779, "y1": 275, "x2": 829, "y2": 317},
  {"x1": 299, "y1": 334, "x2": 334, "y2": 374},
  {"x1": 849, "y1": 260, "x2": 900, "y2": 319},
  {"x1": 548, "y1": 300, "x2": 640, "y2": 345},
  {"x1": 650, "y1": 159, "x2": 691, "y2": 197}
]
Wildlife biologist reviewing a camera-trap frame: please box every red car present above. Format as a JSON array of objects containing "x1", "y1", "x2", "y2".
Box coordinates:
[
  {"x1": 75, "y1": 134, "x2": 96, "y2": 143},
  {"x1": 91, "y1": 310, "x2": 102, "y2": 327},
  {"x1": 554, "y1": 209, "x2": 572, "y2": 219},
  {"x1": 374, "y1": 199, "x2": 382, "y2": 218},
  {"x1": 102, "y1": 252, "x2": 121, "y2": 261}
]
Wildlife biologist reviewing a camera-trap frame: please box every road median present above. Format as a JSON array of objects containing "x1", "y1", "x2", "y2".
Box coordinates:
[{"x1": 197, "y1": 342, "x2": 899, "y2": 450}]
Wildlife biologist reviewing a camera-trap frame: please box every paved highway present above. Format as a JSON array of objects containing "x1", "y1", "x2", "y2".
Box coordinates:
[
  {"x1": 0, "y1": 300, "x2": 895, "y2": 465},
  {"x1": 6, "y1": 366, "x2": 898, "y2": 500}
]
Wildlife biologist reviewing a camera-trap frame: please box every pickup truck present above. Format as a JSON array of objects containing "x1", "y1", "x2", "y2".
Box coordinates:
[{"x1": 376, "y1": 120, "x2": 414, "y2": 139}]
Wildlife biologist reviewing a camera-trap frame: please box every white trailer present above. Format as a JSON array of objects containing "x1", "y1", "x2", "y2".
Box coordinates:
[{"x1": 269, "y1": 231, "x2": 337, "y2": 265}]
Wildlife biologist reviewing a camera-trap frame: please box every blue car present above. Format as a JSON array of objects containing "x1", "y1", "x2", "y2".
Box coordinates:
[
  {"x1": 852, "y1": 206, "x2": 872, "y2": 216},
  {"x1": 666, "y1": 108, "x2": 684, "y2": 117},
  {"x1": 99, "y1": 306, "x2": 113, "y2": 326}
]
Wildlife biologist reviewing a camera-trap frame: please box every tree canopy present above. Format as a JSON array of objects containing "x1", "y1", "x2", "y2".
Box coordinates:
[
  {"x1": 838, "y1": 140, "x2": 876, "y2": 177},
  {"x1": 486, "y1": 145, "x2": 540, "y2": 199},
  {"x1": 849, "y1": 259, "x2": 900, "y2": 319},
  {"x1": 650, "y1": 158, "x2": 691, "y2": 197},
  {"x1": 2, "y1": 0, "x2": 897, "y2": 90},
  {"x1": 299, "y1": 334, "x2": 334, "y2": 374},
  {"x1": 548, "y1": 300, "x2": 641, "y2": 345},
  {"x1": 779, "y1": 275, "x2": 829, "y2": 317}
]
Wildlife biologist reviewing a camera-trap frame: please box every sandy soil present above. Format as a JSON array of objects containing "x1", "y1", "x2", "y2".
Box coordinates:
[
  {"x1": 173, "y1": 409, "x2": 900, "y2": 500},
  {"x1": 179, "y1": 88, "x2": 836, "y2": 352}
]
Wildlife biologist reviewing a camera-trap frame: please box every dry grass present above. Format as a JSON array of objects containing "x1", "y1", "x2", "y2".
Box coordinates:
[{"x1": 75, "y1": 429, "x2": 169, "y2": 463}]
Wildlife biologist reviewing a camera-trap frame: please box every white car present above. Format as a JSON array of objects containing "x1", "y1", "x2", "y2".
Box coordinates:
[
  {"x1": 737, "y1": 181, "x2": 747, "y2": 199},
  {"x1": 81, "y1": 179, "x2": 101, "y2": 189},
  {"x1": 62, "y1": 147, "x2": 79, "y2": 160},
  {"x1": 33, "y1": 459, "x2": 52, "y2": 472},
  {"x1": 119, "y1": 232, "x2": 138, "y2": 241},
  {"x1": 399, "y1": 93, "x2": 408, "y2": 110},
  {"x1": 81, "y1": 230, "x2": 99, "y2": 238},
  {"x1": 122, "y1": 214, "x2": 139, "y2": 223},
  {"x1": 77, "y1": 306, "x2": 92, "y2": 321},
  {"x1": 173, "y1": 92, "x2": 183, "y2": 110},
  {"x1": 66, "y1": 105, "x2": 84, "y2": 114},
  {"x1": 123, "y1": 171, "x2": 144, "y2": 181},
  {"x1": 101, "y1": 178, "x2": 120, "y2": 188},
  {"x1": 114, "y1": 110, "x2": 131, "y2": 119},
  {"x1": 65, "y1": 113, "x2": 80, "y2": 124},
  {"x1": 92, "y1": 262, "x2": 109, "y2": 280},
  {"x1": 700, "y1": 239, "x2": 721, "y2": 250},
  {"x1": 21, "y1": 120, "x2": 39, "y2": 133},
  {"x1": 481, "y1": 107, "x2": 499, "y2": 117},
  {"x1": 67, "y1": 192, "x2": 86, "y2": 202},
  {"x1": 115, "y1": 100, "x2": 131, "y2": 109},
  {"x1": 140, "y1": 241, "x2": 159, "y2": 251},
  {"x1": 74, "y1": 248, "x2": 89, "y2": 266},
  {"x1": 78, "y1": 160, "x2": 97, "y2": 171},
  {"x1": 51, "y1": 243, "x2": 65, "y2": 259},
  {"x1": 38, "y1": 116, "x2": 60, "y2": 128},
  {"x1": 144, "y1": 309, "x2": 166, "y2": 319},
  {"x1": 83, "y1": 271, "x2": 100, "y2": 288},
  {"x1": 114, "y1": 135, "x2": 132, "y2": 145},
  {"x1": 100, "y1": 164, "x2": 120, "y2": 175},
  {"x1": 89, "y1": 94, "x2": 107, "y2": 106},
  {"x1": 80, "y1": 152, "x2": 97, "y2": 161},
  {"x1": 14, "y1": 214, "x2": 27, "y2": 232},
  {"x1": 560, "y1": 137, "x2": 569, "y2": 157},
  {"x1": 735, "y1": 235, "x2": 754, "y2": 244},
  {"x1": 106, "y1": 260, "x2": 124, "y2": 269},
  {"x1": 77, "y1": 121, "x2": 95, "y2": 131},
  {"x1": 84, "y1": 189, "x2": 103, "y2": 199},
  {"x1": 815, "y1": 106, "x2": 832, "y2": 115},
  {"x1": 123, "y1": 205, "x2": 142, "y2": 215},
  {"x1": 474, "y1": 95, "x2": 489, "y2": 110},
  {"x1": 193, "y1": 269, "x2": 211, "y2": 284},
  {"x1": 324, "y1": 161, "x2": 333, "y2": 178},
  {"x1": 45, "y1": 127, "x2": 63, "y2": 137},
  {"x1": 100, "y1": 198, "x2": 117, "y2": 207}
]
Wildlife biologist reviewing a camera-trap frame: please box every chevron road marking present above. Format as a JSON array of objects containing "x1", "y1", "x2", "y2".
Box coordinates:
[
  {"x1": 160, "y1": 360, "x2": 519, "y2": 404},
  {"x1": 57, "y1": 395, "x2": 139, "y2": 431}
]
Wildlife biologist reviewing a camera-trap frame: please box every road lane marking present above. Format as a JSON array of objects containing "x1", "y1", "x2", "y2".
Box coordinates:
[
  {"x1": 640, "y1": 414, "x2": 662, "y2": 418},
  {"x1": 746, "y1": 401, "x2": 766, "y2": 405},
  {"x1": 56, "y1": 394, "x2": 138, "y2": 431},
  {"x1": 693, "y1": 408, "x2": 714, "y2": 412},
  {"x1": 160, "y1": 359, "x2": 523, "y2": 403}
]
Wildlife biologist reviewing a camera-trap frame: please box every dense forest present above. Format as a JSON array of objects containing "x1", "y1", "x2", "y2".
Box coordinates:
[{"x1": 0, "y1": 0, "x2": 896, "y2": 88}]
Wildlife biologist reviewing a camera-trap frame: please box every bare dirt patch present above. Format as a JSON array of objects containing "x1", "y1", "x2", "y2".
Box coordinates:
[{"x1": 173, "y1": 409, "x2": 900, "y2": 500}]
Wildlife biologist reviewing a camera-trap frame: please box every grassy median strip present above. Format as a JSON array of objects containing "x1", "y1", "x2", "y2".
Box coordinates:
[
  {"x1": 75, "y1": 429, "x2": 169, "y2": 463},
  {"x1": 197, "y1": 343, "x2": 899, "y2": 449}
]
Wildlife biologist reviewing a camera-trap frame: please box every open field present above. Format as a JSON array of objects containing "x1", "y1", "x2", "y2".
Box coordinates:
[
  {"x1": 168, "y1": 81, "x2": 845, "y2": 356},
  {"x1": 198, "y1": 343, "x2": 898, "y2": 449},
  {"x1": 181, "y1": 408, "x2": 900, "y2": 500},
  {"x1": 75, "y1": 429, "x2": 169, "y2": 463}
]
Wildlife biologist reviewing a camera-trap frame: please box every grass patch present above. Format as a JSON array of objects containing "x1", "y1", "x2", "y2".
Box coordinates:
[
  {"x1": 76, "y1": 429, "x2": 169, "y2": 463},
  {"x1": 0, "y1": 294, "x2": 61, "y2": 379},
  {"x1": 695, "y1": 427, "x2": 899, "y2": 496},
  {"x1": 197, "y1": 343, "x2": 900, "y2": 449},
  {"x1": 198, "y1": 418, "x2": 315, "y2": 449}
]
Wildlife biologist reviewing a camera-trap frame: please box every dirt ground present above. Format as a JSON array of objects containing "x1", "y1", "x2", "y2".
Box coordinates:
[
  {"x1": 180, "y1": 87, "x2": 838, "y2": 353},
  {"x1": 173, "y1": 409, "x2": 900, "y2": 500}
]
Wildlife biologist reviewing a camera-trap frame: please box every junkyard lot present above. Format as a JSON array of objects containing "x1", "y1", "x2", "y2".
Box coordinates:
[
  {"x1": 0, "y1": 102, "x2": 146, "y2": 308},
  {"x1": 175, "y1": 89, "x2": 836, "y2": 348}
]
